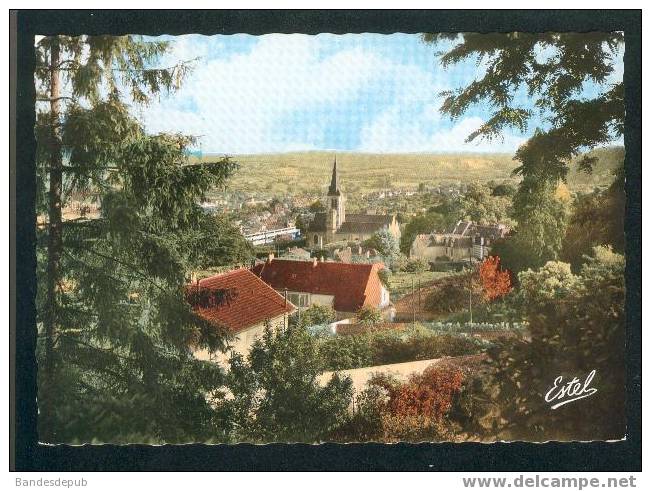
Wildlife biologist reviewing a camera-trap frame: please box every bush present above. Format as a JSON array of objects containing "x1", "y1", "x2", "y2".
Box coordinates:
[
  {"x1": 318, "y1": 335, "x2": 374, "y2": 371},
  {"x1": 317, "y1": 327, "x2": 485, "y2": 371},
  {"x1": 404, "y1": 258, "x2": 430, "y2": 273},
  {"x1": 338, "y1": 365, "x2": 464, "y2": 442},
  {"x1": 471, "y1": 246, "x2": 626, "y2": 441},
  {"x1": 218, "y1": 324, "x2": 353, "y2": 443},
  {"x1": 478, "y1": 256, "x2": 512, "y2": 301},
  {"x1": 356, "y1": 305, "x2": 382, "y2": 325},
  {"x1": 290, "y1": 304, "x2": 336, "y2": 328},
  {"x1": 424, "y1": 271, "x2": 483, "y2": 315}
]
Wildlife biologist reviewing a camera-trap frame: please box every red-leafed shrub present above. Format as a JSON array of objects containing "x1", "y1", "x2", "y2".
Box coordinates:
[
  {"x1": 385, "y1": 365, "x2": 464, "y2": 420},
  {"x1": 479, "y1": 256, "x2": 512, "y2": 301},
  {"x1": 351, "y1": 364, "x2": 465, "y2": 442}
]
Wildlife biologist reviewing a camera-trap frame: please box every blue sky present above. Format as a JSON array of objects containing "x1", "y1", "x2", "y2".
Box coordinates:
[{"x1": 140, "y1": 33, "x2": 623, "y2": 155}]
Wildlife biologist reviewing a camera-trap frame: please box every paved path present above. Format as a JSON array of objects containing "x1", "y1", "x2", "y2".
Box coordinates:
[{"x1": 318, "y1": 358, "x2": 443, "y2": 394}]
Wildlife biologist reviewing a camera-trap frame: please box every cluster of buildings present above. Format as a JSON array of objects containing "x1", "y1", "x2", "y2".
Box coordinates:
[
  {"x1": 409, "y1": 220, "x2": 510, "y2": 263},
  {"x1": 190, "y1": 255, "x2": 390, "y2": 363},
  {"x1": 307, "y1": 159, "x2": 401, "y2": 248},
  {"x1": 189, "y1": 158, "x2": 510, "y2": 365}
]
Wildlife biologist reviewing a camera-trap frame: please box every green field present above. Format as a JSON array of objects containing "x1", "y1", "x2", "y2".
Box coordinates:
[
  {"x1": 199, "y1": 147, "x2": 623, "y2": 198},
  {"x1": 204, "y1": 152, "x2": 517, "y2": 197}
]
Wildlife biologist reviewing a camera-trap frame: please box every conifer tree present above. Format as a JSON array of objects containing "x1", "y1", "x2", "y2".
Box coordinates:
[
  {"x1": 35, "y1": 35, "x2": 250, "y2": 442},
  {"x1": 424, "y1": 32, "x2": 624, "y2": 268}
]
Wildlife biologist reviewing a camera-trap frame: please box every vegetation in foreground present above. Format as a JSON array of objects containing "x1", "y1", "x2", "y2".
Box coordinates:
[{"x1": 34, "y1": 31, "x2": 628, "y2": 444}]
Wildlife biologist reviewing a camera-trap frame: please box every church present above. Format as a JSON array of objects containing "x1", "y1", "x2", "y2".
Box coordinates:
[{"x1": 307, "y1": 158, "x2": 401, "y2": 249}]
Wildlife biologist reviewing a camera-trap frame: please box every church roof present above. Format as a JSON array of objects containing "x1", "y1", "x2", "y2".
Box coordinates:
[
  {"x1": 344, "y1": 213, "x2": 394, "y2": 224},
  {"x1": 308, "y1": 212, "x2": 395, "y2": 234},
  {"x1": 328, "y1": 157, "x2": 341, "y2": 196},
  {"x1": 338, "y1": 220, "x2": 390, "y2": 234}
]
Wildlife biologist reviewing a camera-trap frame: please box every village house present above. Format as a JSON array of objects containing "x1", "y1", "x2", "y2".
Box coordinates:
[
  {"x1": 279, "y1": 246, "x2": 313, "y2": 261},
  {"x1": 251, "y1": 256, "x2": 390, "y2": 319},
  {"x1": 307, "y1": 158, "x2": 400, "y2": 248},
  {"x1": 410, "y1": 220, "x2": 510, "y2": 263},
  {"x1": 332, "y1": 244, "x2": 382, "y2": 264},
  {"x1": 189, "y1": 268, "x2": 295, "y2": 364}
]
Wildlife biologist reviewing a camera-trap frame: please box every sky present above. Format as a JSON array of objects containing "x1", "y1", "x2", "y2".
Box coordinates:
[{"x1": 139, "y1": 33, "x2": 624, "y2": 155}]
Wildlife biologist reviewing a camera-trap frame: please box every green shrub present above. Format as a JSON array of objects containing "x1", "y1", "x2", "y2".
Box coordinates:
[{"x1": 317, "y1": 327, "x2": 484, "y2": 371}]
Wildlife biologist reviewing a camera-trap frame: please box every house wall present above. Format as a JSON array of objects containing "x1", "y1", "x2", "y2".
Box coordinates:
[
  {"x1": 194, "y1": 313, "x2": 288, "y2": 366},
  {"x1": 379, "y1": 285, "x2": 390, "y2": 308},
  {"x1": 283, "y1": 290, "x2": 335, "y2": 309},
  {"x1": 411, "y1": 242, "x2": 474, "y2": 262}
]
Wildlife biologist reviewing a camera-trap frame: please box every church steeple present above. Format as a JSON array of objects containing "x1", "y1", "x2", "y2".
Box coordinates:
[
  {"x1": 328, "y1": 156, "x2": 341, "y2": 196},
  {"x1": 325, "y1": 155, "x2": 345, "y2": 231}
]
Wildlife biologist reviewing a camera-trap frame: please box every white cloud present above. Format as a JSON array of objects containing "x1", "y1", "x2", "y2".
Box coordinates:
[
  {"x1": 141, "y1": 34, "x2": 525, "y2": 154},
  {"x1": 359, "y1": 105, "x2": 526, "y2": 153},
  {"x1": 143, "y1": 34, "x2": 395, "y2": 154}
]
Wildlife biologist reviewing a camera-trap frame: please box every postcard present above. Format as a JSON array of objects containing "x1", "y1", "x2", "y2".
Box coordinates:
[{"x1": 17, "y1": 13, "x2": 637, "y2": 462}]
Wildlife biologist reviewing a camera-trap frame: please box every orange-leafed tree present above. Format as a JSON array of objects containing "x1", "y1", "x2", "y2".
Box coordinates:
[
  {"x1": 479, "y1": 256, "x2": 512, "y2": 301},
  {"x1": 360, "y1": 364, "x2": 465, "y2": 441}
]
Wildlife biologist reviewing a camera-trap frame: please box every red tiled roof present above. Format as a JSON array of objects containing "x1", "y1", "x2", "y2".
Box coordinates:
[
  {"x1": 251, "y1": 260, "x2": 386, "y2": 313},
  {"x1": 191, "y1": 269, "x2": 294, "y2": 334}
]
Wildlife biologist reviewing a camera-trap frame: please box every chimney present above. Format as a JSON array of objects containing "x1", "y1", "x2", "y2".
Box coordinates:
[
  {"x1": 268, "y1": 252, "x2": 274, "y2": 263},
  {"x1": 313, "y1": 257, "x2": 318, "y2": 267}
]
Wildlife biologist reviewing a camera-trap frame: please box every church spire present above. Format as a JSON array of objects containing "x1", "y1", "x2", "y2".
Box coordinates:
[{"x1": 328, "y1": 155, "x2": 340, "y2": 195}]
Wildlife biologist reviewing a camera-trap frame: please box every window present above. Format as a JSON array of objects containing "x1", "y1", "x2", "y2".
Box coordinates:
[
  {"x1": 331, "y1": 198, "x2": 337, "y2": 209},
  {"x1": 288, "y1": 292, "x2": 309, "y2": 307}
]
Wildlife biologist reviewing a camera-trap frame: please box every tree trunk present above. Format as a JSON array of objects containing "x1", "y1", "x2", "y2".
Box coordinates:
[{"x1": 43, "y1": 38, "x2": 63, "y2": 427}]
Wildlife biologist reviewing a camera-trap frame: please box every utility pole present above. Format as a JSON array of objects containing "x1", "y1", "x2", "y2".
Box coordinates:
[
  {"x1": 411, "y1": 276, "x2": 415, "y2": 326},
  {"x1": 418, "y1": 276, "x2": 421, "y2": 323},
  {"x1": 284, "y1": 289, "x2": 288, "y2": 330},
  {"x1": 469, "y1": 255, "x2": 473, "y2": 325}
]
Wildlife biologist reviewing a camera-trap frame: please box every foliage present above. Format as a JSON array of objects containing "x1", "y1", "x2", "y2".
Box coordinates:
[
  {"x1": 217, "y1": 324, "x2": 353, "y2": 443},
  {"x1": 490, "y1": 179, "x2": 569, "y2": 276},
  {"x1": 478, "y1": 256, "x2": 512, "y2": 301},
  {"x1": 377, "y1": 267, "x2": 392, "y2": 288},
  {"x1": 427, "y1": 32, "x2": 622, "y2": 280},
  {"x1": 289, "y1": 304, "x2": 336, "y2": 329},
  {"x1": 473, "y1": 247, "x2": 626, "y2": 441},
  {"x1": 318, "y1": 334, "x2": 374, "y2": 371},
  {"x1": 424, "y1": 271, "x2": 483, "y2": 315},
  {"x1": 425, "y1": 32, "x2": 624, "y2": 183},
  {"x1": 356, "y1": 305, "x2": 383, "y2": 326},
  {"x1": 186, "y1": 214, "x2": 254, "y2": 269},
  {"x1": 457, "y1": 183, "x2": 514, "y2": 226},
  {"x1": 317, "y1": 327, "x2": 484, "y2": 371},
  {"x1": 561, "y1": 170, "x2": 625, "y2": 269},
  {"x1": 308, "y1": 200, "x2": 326, "y2": 213},
  {"x1": 490, "y1": 181, "x2": 518, "y2": 197},
  {"x1": 35, "y1": 35, "x2": 247, "y2": 443},
  {"x1": 364, "y1": 228, "x2": 400, "y2": 259},
  {"x1": 518, "y1": 260, "x2": 578, "y2": 305},
  {"x1": 343, "y1": 365, "x2": 464, "y2": 442},
  {"x1": 403, "y1": 257, "x2": 430, "y2": 274}
]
